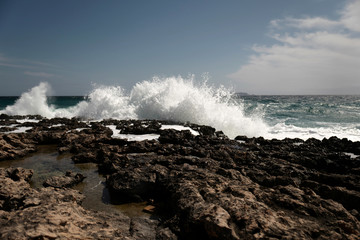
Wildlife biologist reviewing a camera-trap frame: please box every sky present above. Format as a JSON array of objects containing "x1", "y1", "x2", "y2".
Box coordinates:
[{"x1": 0, "y1": 0, "x2": 359, "y2": 95}]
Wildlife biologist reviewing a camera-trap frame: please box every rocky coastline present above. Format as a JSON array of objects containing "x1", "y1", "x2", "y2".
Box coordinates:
[{"x1": 0, "y1": 114, "x2": 360, "y2": 239}]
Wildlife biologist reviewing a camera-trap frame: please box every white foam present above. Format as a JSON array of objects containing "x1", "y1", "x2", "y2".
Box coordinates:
[
  {"x1": 108, "y1": 124, "x2": 200, "y2": 141},
  {"x1": 116, "y1": 134, "x2": 160, "y2": 141},
  {"x1": 71, "y1": 85, "x2": 137, "y2": 119},
  {"x1": 50, "y1": 124, "x2": 64, "y2": 128},
  {"x1": 6, "y1": 124, "x2": 19, "y2": 128},
  {"x1": 1, "y1": 82, "x2": 56, "y2": 117},
  {"x1": 128, "y1": 76, "x2": 267, "y2": 138},
  {"x1": 17, "y1": 119, "x2": 40, "y2": 123},
  {"x1": 3, "y1": 79, "x2": 360, "y2": 141},
  {"x1": 107, "y1": 125, "x2": 121, "y2": 137},
  {"x1": 5, "y1": 126, "x2": 33, "y2": 133},
  {"x1": 0, "y1": 78, "x2": 267, "y2": 138},
  {"x1": 74, "y1": 128, "x2": 88, "y2": 132},
  {"x1": 107, "y1": 125, "x2": 159, "y2": 141},
  {"x1": 293, "y1": 142, "x2": 303, "y2": 146},
  {"x1": 344, "y1": 152, "x2": 359, "y2": 159},
  {"x1": 161, "y1": 125, "x2": 199, "y2": 136},
  {"x1": 265, "y1": 122, "x2": 360, "y2": 141}
]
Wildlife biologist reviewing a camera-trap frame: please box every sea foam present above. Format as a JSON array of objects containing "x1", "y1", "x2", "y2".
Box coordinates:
[
  {"x1": 0, "y1": 77, "x2": 268, "y2": 138},
  {"x1": 2, "y1": 82, "x2": 56, "y2": 117}
]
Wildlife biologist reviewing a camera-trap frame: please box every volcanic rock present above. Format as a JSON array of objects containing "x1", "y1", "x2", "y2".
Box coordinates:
[
  {"x1": 118, "y1": 120, "x2": 162, "y2": 134},
  {"x1": 0, "y1": 115, "x2": 359, "y2": 239},
  {"x1": 0, "y1": 166, "x2": 162, "y2": 239},
  {"x1": 0, "y1": 133, "x2": 37, "y2": 160},
  {"x1": 43, "y1": 171, "x2": 86, "y2": 188}
]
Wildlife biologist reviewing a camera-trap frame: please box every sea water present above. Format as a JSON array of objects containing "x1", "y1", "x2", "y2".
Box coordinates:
[
  {"x1": 1, "y1": 77, "x2": 360, "y2": 141},
  {"x1": 0, "y1": 145, "x2": 151, "y2": 217}
]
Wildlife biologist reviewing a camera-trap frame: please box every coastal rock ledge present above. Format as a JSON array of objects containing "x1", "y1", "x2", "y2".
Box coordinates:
[{"x1": 1, "y1": 115, "x2": 360, "y2": 239}]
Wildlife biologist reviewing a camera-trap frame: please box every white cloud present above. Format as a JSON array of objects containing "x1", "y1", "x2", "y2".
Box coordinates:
[
  {"x1": 0, "y1": 62, "x2": 35, "y2": 69},
  {"x1": 230, "y1": 0, "x2": 360, "y2": 94},
  {"x1": 24, "y1": 71, "x2": 55, "y2": 78},
  {"x1": 270, "y1": 17, "x2": 341, "y2": 30},
  {"x1": 0, "y1": 53, "x2": 60, "y2": 70},
  {"x1": 341, "y1": 0, "x2": 360, "y2": 32},
  {"x1": 0, "y1": 54, "x2": 35, "y2": 69}
]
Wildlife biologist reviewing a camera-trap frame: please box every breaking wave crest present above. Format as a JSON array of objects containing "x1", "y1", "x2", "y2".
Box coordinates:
[
  {"x1": 2, "y1": 82, "x2": 56, "y2": 117},
  {"x1": 0, "y1": 76, "x2": 268, "y2": 138}
]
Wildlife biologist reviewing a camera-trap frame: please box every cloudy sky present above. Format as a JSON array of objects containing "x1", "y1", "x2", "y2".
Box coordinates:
[{"x1": 0, "y1": 0, "x2": 359, "y2": 95}]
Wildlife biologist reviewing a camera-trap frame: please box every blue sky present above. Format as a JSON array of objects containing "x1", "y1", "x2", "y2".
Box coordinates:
[{"x1": 0, "y1": 0, "x2": 359, "y2": 95}]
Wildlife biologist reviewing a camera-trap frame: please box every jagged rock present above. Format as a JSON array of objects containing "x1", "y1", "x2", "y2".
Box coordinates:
[
  {"x1": 72, "y1": 151, "x2": 97, "y2": 163},
  {"x1": 0, "y1": 133, "x2": 37, "y2": 160},
  {"x1": 158, "y1": 129, "x2": 194, "y2": 145},
  {"x1": 43, "y1": 171, "x2": 86, "y2": 188},
  {"x1": 1, "y1": 167, "x2": 33, "y2": 182},
  {"x1": 119, "y1": 120, "x2": 162, "y2": 134},
  {"x1": 0, "y1": 166, "x2": 162, "y2": 239},
  {"x1": 0, "y1": 167, "x2": 35, "y2": 211},
  {"x1": 0, "y1": 115, "x2": 359, "y2": 239}
]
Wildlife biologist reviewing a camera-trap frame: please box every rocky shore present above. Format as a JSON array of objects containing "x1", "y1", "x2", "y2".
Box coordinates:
[{"x1": 1, "y1": 114, "x2": 360, "y2": 239}]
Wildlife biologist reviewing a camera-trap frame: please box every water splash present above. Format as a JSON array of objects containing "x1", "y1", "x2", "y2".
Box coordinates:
[
  {"x1": 3, "y1": 79, "x2": 360, "y2": 140},
  {"x1": 0, "y1": 76, "x2": 268, "y2": 138},
  {"x1": 72, "y1": 85, "x2": 137, "y2": 119},
  {"x1": 2, "y1": 82, "x2": 56, "y2": 117},
  {"x1": 129, "y1": 76, "x2": 267, "y2": 137}
]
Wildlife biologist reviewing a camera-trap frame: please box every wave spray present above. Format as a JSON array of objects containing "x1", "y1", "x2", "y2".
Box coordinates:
[{"x1": 0, "y1": 76, "x2": 268, "y2": 138}]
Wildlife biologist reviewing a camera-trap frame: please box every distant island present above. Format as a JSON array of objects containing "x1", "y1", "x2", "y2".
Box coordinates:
[{"x1": 234, "y1": 92, "x2": 251, "y2": 96}]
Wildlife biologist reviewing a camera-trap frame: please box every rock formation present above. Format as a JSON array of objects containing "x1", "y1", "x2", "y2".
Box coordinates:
[
  {"x1": 43, "y1": 170, "x2": 86, "y2": 188},
  {"x1": 0, "y1": 115, "x2": 359, "y2": 239}
]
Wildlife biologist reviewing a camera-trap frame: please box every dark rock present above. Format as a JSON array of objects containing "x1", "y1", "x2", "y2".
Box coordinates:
[
  {"x1": 43, "y1": 171, "x2": 86, "y2": 188},
  {"x1": 156, "y1": 227, "x2": 178, "y2": 240},
  {"x1": 158, "y1": 129, "x2": 194, "y2": 145},
  {"x1": 0, "y1": 133, "x2": 37, "y2": 160},
  {"x1": 3, "y1": 167, "x2": 33, "y2": 182},
  {"x1": 72, "y1": 151, "x2": 97, "y2": 163},
  {"x1": 0, "y1": 167, "x2": 35, "y2": 211},
  {"x1": 119, "y1": 120, "x2": 162, "y2": 134},
  {"x1": 1, "y1": 117, "x2": 360, "y2": 239},
  {"x1": 0, "y1": 119, "x2": 18, "y2": 126},
  {"x1": 0, "y1": 166, "x2": 163, "y2": 239},
  {"x1": 196, "y1": 125, "x2": 216, "y2": 136},
  {"x1": 0, "y1": 126, "x2": 17, "y2": 132}
]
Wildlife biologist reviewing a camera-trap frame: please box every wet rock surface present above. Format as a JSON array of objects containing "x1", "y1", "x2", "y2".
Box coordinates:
[
  {"x1": 1, "y1": 115, "x2": 360, "y2": 239},
  {"x1": 43, "y1": 170, "x2": 86, "y2": 188},
  {"x1": 0, "y1": 166, "x2": 160, "y2": 239}
]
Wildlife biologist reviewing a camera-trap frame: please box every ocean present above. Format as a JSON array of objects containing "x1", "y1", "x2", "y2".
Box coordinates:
[{"x1": 1, "y1": 78, "x2": 360, "y2": 141}]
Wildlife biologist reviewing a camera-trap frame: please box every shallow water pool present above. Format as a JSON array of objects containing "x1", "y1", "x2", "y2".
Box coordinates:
[{"x1": 0, "y1": 145, "x2": 151, "y2": 218}]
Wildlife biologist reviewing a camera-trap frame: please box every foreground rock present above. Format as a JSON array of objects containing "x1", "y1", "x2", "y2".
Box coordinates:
[
  {"x1": 43, "y1": 170, "x2": 86, "y2": 188},
  {"x1": 0, "y1": 133, "x2": 37, "y2": 160},
  {"x1": 1, "y1": 115, "x2": 360, "y2": 239},
  {"x1": 0, "y1": 167, "x2": 161, "y2": 239},
  {"x1": 102, "y1": 132, "x2": 360, "y2": 239}
]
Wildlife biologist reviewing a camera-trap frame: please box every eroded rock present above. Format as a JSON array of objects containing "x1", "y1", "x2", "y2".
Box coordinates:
[
  {"x1": 43, "y1": 170, "x2": 86, "y2": 188},
  {"x1": 0, "y1": 115, "x2": 359, "y2": 239},
  {"x1": 0, "y1": 166, "x2": 162, "y2": 239}
]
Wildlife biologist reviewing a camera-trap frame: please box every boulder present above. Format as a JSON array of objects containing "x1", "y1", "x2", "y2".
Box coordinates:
[{"x1": 43, "y1": 171, "x2": 86, "y2": 188}]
